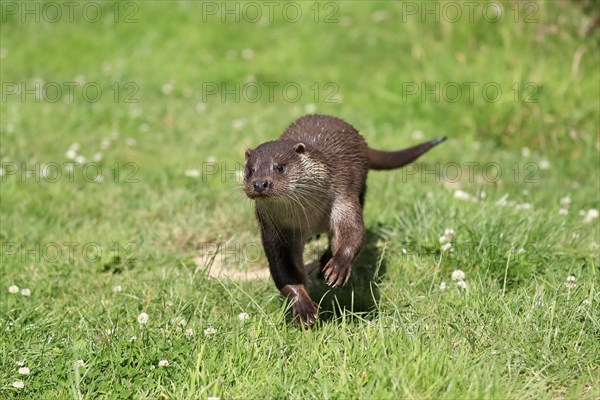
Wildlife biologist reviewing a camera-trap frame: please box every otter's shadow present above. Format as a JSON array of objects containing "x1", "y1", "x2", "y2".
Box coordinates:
[{"x1": 304, "y1": 228, "x2": 386, "y2": 322}]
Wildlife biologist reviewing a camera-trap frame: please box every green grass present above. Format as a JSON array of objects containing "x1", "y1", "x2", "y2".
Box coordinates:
[{"x1": 1, "y1": 0, "x2": 599, "y2": 398}]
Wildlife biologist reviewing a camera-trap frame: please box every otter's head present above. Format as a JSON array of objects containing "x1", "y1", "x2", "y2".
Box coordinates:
[{"x1": 243, "y1": 140, "x2": 307, "y2": 200}]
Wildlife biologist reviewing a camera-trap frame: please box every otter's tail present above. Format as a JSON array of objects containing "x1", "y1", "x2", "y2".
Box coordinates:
[{"x1": 368, "y1": 137, "x2": 446, "y2": 170}]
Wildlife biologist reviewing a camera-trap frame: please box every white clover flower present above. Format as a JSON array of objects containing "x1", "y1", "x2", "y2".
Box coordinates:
[
  {"x1": 207, "y1": 397, "x2": 220, "y2": 400},
  {"x1": 8, "y1": 285, "x2": 19, "y2": 294},
  {"x1": 496, "y1": 194, "x2": 509, "y2": 206},
  {"x1": 439, "y1": 282, "x2": 447, "y2": 291},
  {"x1": 18, "y1": 367, "x2": 30, "y2": 375},
  {"x1": 75, "y1": 155, "x2": 86, "y2": 164},
  {"x1": 539, "y1": 159, "x2": 550, "y2": 170},
  {"x1": 516, "y1": 203, "x2": 532, "y2": 210},
  {"x1": 411, "y1": 130, "x2": 424, "y2": 140},
  {"x1": 100, "y1": 137, "x2": 111, "y2": 149},
  {"x1": 161, "y1": 83, "x2": 174, "y2": 95},
  {"x1": 12, "y1": 380, "x2": 24, "y2": 389},
  {"x1": 92, "y1": 152, "x2": 103, "y2": 161},
  {"x1": 129, "y1": 335, "x2": 137, "y2": 342},
  {"x1": 184, "y1": 169, "x2": 200, "y2": 178},
  {"x1": 305, "y1": 103, "x2": 317, "y2": 114},
  {"x1": 20, "y1": 288, "x2": 31, "y2": 297},
  {"x1": 185, "y1": 328, "x2": 194, "y2": 337},
  {"x1": 125, "y1": 137, "x2": 137, "y2": 146},
  {"x1": 456, "y1": 280, "x2": 467, "y2": 289},
  {"x1": 439, "y1": 228, "x2": 455, "y2": 244},
  {"x1": 565, "y1": 275, "x2": 576, "y2": 289},
  {"x1": 204, "y1": 327, "x2": 216, "y2": 338},
  {"x1": 76, "y1": 360, "x2": 85, "y2": 367},
  {"x1": 166, "y1": 300, "x2": 174, "y2": 307},
  {"x1": 231, "y1": 119, "x2": 246, "y2": 130},
  {"x1": 196, "y1": 102, "x2": 206, "y2": 113},
  {"x1": 16, "y1": 361, "x2": 25, "y2": 367},
  {"x1": 66, "y1": 149, "x2": 77, "y2": 159},
  {"x1": 453, "y1": 189, "x2": 471, "y2": 201},
  {"x1": 521, "y1": 147, "x2": 531, "y2": 157},
  {"x1": 241, "y1": 48, "x2": 254, "y2": 59},
  {"x1": 112, "y1": 285, "x2": 122, "y2": 293},
  {"x1": 137, "y1": 312, "x2": 149, "y2": 325},
  {"x1": 558, "y1": 208, "x2": 569, "y2": 215},
  {"x1": 206, "y1": 156, "x2": 216, "y2": 163},
  {"x1": 451, "y1": 269, "x2": 466, "y2": 281},
  {"x1": 158, "y1": 359, "x2": 169, "y2": 367},
  {"x1": 441, "y1": 242, "x2": 452, "y2": 252},
  {"x1": 583, "y1": 209, "x2": 599, "y2": 224},
  {"x1": 238, "y1": 312, "x2": 249, "y2": 322},
  {"x1": 560, "y1": 195, "x2": 571, "y2": 207}
]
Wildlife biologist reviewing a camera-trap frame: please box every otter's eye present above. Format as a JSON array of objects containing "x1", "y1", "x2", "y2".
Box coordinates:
[{"x1": 273, "y1": 164, "x2": 285, "y2": 173}]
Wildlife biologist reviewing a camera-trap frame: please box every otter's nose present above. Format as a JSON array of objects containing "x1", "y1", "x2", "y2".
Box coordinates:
[{"x1": 252, "y1": 180, "x2": 270, "y2": 193}]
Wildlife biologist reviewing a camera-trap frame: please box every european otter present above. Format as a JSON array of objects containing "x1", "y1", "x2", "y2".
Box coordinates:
[{"x1": 244, "y1": 114, "x2": 445, "y2": 326}]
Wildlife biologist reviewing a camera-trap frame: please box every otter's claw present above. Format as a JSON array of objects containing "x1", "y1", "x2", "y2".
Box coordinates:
[
  {"x1": 322, "y1": 258, "x2": 351, "y2": 288},
  {"x1": 292, "y1": 298, "x2": 319, "y2": 327}
]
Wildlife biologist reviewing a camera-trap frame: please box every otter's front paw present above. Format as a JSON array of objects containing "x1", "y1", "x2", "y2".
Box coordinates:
[
  {"x1": 292, "y1": 298, "x2": 319, "y2": 327},
  {"x1": 322, "y1": 257, "x2": 351, "y2": 288}
]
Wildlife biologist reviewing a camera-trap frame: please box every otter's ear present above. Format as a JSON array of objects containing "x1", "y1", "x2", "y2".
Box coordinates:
[
  {"x1": 244, "y1": 149, "x2": 252, "y2": 160},
  {"x1": 294, "y1": 143, "x2": 306, "y2": 154}
]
